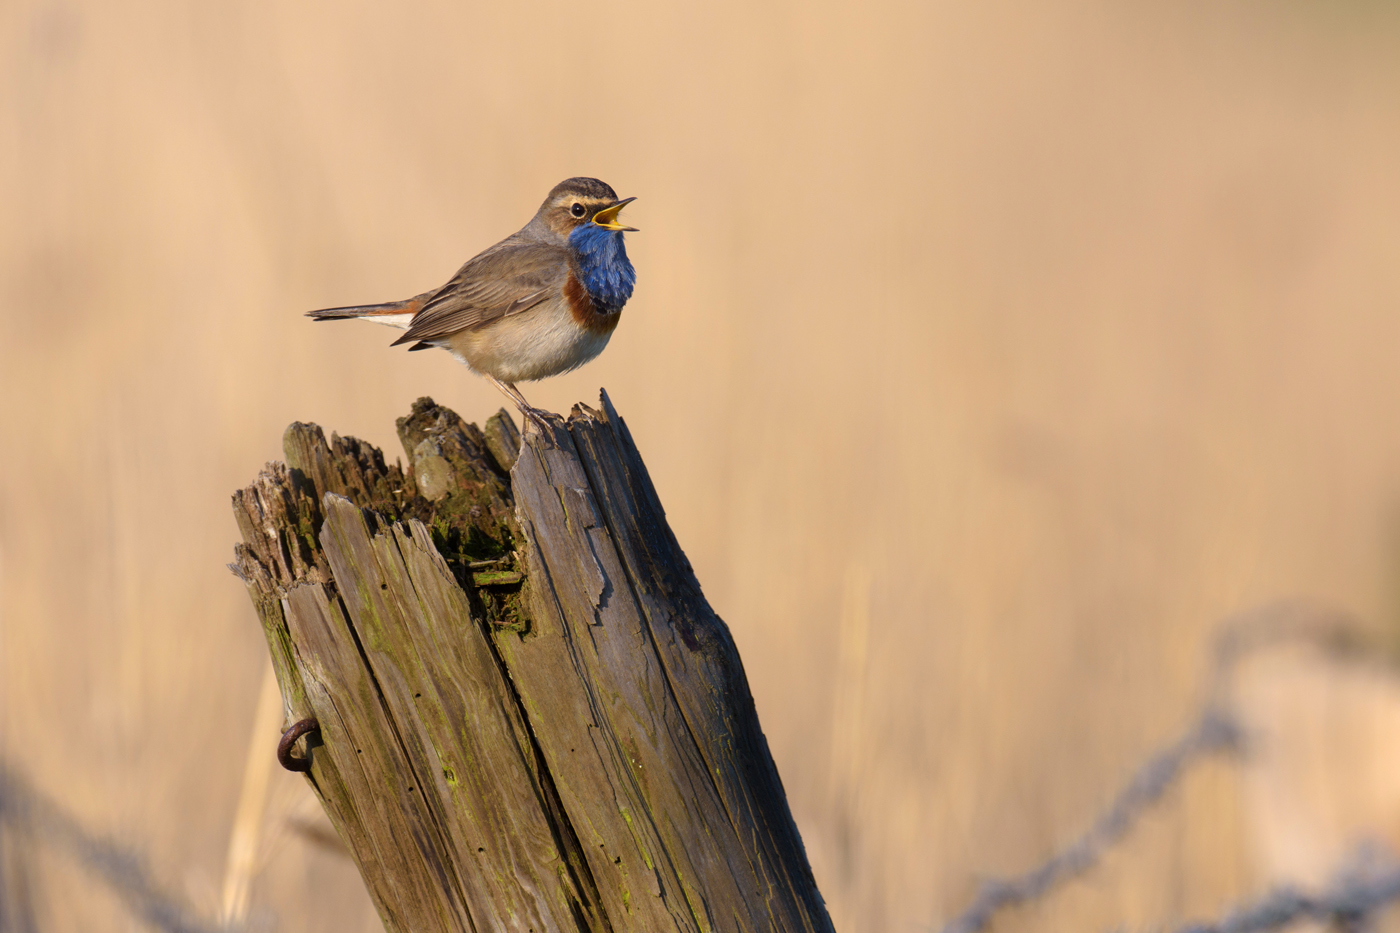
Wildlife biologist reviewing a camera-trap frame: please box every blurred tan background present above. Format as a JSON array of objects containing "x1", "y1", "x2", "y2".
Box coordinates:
[{"x1": 4, "y1": 0, "x2": 1400, "y2": 930}]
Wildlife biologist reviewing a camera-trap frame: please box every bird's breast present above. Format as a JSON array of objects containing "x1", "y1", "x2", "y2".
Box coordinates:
[
  {"x1": 564, "y1": 272, "x2": 623, "y2": 336},
  {"x1": 445, "y1": 292, "x2": 616, "y2": 383}
]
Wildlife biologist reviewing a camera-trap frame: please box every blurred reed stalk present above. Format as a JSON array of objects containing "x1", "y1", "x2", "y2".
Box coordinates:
[
  {"x1": 218, "y1": 663, "x2": 285, "y2": 925},
  {"x1": 830, "y1": 563, "x2": 872, "y2": 926},
  {"x1": 0, "y1": 817, "x2": 40, "y2": 933}
]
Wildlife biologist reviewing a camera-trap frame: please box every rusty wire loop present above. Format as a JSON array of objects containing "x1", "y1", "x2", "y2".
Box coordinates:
[{"x1": 276, "y1": 718, "x2": 320, "y2": 773}]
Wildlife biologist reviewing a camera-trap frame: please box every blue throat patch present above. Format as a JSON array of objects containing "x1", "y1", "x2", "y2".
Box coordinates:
[{"x1": 568, "y1": 224, "x2": 636, "y2": 315}]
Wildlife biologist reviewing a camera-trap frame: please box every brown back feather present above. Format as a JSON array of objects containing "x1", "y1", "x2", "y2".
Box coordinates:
[{"x1": 390, "y1": 236, "x2": 570, "y2": 346}]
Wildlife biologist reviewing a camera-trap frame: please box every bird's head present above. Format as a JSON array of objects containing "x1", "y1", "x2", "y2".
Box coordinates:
[{"x1": 536, "y1": 177, "x2": 637, "y2": 239}]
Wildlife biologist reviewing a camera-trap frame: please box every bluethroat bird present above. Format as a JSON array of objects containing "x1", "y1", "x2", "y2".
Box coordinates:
[{"x1": 309, "y1": 177, "x2": 637, "y2": 430}]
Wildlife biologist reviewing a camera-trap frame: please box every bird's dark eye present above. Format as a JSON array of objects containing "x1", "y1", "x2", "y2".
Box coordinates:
[{"x1": 570, "y1": 203, "x2": 586, "y2": 218}]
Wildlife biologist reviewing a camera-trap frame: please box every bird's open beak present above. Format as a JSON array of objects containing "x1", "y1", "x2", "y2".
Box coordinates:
[{"x1": 591, "y1": 197, "x2": 638, "y2": 232}]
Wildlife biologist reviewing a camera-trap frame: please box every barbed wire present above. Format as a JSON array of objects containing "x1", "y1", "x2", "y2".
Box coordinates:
[
  {"x1": 0, "y1": 763, "x2": 232, "y2": 933},
  {"x1": 939, "y1": 697, "x2": 1241, "y2": 933},
  {"x1": 1174, "y1": 868, "x2": 1400, "y2": 932},
  {"x1": 938, "y1": 601, "x2": 1391, "y2": 933}
]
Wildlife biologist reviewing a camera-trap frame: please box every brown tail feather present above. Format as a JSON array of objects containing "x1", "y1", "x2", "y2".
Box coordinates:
[{"x1": 306, "y1": 294, "x2": 426, "y2": 321}]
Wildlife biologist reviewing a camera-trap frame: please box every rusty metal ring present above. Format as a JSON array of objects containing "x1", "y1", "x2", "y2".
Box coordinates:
[{"x1": 277, "y1": 718, "x2": 320, "y2": 773}]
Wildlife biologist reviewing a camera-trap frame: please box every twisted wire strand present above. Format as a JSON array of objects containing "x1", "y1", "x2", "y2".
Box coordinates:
[
  {"x1": 0, "y1": 763, "x2": 230, "y2": 933},
  {"x1": 939, "y1": 602, "x2": 1389, "y2": 933},
  {"x1": 1172, "y1": 864, "x2": 1400, "y2": 933}
]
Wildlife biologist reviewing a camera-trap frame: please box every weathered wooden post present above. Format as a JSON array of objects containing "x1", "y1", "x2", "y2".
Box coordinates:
[{"x1": 230, "y1": 393, "x2": 834, "y2": 933}]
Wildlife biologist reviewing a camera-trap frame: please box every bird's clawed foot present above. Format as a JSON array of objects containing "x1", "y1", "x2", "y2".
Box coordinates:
[
  {"x1": 516, "y1": 403, "x2": 557, "y2": 436},
  {"x1": 486, "y1": 377, "x2": 558, "y2": 440}
]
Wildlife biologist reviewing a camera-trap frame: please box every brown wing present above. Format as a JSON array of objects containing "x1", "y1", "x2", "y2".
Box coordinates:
[{"x1": 390, "y1": 237, "x2": 569, "y2": 346}]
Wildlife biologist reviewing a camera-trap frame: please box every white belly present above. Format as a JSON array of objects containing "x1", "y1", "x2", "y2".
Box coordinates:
[{"x1": 443, "y1": 295, "x2": 616, "y2": 383}]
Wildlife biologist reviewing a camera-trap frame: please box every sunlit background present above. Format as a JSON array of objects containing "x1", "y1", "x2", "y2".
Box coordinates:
[{"x1": 4, "y1": 1, "x2": 1400, "y2": 930}]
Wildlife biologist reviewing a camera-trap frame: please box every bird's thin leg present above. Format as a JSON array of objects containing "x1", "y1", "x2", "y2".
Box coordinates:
[{"x1": 485, "y1": 376, "x2": 554, "y2": 433}]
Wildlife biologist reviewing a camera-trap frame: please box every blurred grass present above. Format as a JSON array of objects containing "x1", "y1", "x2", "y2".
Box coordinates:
[{"x1": 3, "y1": 0, "x2": 1400, "y2": 930}]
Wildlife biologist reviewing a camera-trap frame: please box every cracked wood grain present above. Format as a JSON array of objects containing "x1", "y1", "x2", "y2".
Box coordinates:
[{"x1": 230, "y1": 395, "x2": 832, "y2": 933}]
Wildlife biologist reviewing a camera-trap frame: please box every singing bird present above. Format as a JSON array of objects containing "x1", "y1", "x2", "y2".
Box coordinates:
[{"x1": 309, "y1": 177, "x2": 637, "y2": 429}]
